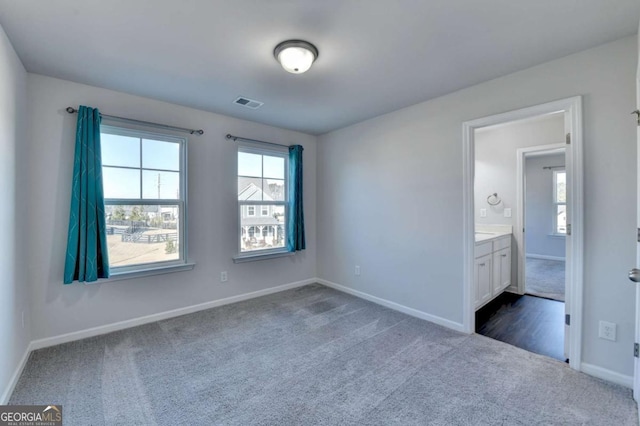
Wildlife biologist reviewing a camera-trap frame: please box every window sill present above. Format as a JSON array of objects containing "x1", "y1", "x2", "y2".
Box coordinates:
[
  {"x1": 548, "y1": 233, "x2": 566, "y2": 238},
  {"x1": 233, "y1": 250, "x2": 294, "y2": 263},
  {"x1": 105, "y1": 262, "x2": 196, "y2": 282}
]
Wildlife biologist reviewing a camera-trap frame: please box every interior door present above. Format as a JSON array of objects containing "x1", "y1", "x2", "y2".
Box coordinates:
[
  {"x1": 633, "y1": 29, "x2": 640, "y2": 401},
  {"x1": 563, "y1": 113, "x2": 572, "y2": 361}
]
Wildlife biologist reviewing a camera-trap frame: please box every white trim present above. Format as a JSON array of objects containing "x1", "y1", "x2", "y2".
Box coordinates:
[
  {"x1": 317, "y1": 279, "x2": 466, "y2": 333},
  {"x1": 462, "y1": 96, "x2": 584, "y2": 372},
  {"x1": 105, "y1": 262, "x2": 195, "y2": 282},
  {"x1": 30, "y1": 278, "x2": 316, "y2": 351},
  {"x1": 581, "y1": 363, "x2": 633, "y2": 389},
  {"x1": 233, "y1": 250, "x2": 294, "y2": 263},
  {"x1": 1, "y1": 342, "x2": 33, "y2": 404},
  {"x1": 516, "y1": 142, "x2": 566, "y2": 295},
  {"x1": 526, "y1": 254, "x2": 566, "y2": 261}
]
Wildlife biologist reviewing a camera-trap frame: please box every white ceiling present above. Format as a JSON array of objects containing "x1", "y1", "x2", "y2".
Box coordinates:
[{"x1": 0, "y1": 1, "x2": 638, "y2": 135}]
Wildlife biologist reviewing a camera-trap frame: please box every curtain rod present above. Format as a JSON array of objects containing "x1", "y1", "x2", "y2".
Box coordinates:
[
  {"x1": 543, "y1": 165, "x2": 565, "y2": 170},
  {"x1": 65, "y1": 107, "x2": 204, "y2": 135},
  {"x1": 226, "y1": 133, "x2": 290, "y2": 148}
]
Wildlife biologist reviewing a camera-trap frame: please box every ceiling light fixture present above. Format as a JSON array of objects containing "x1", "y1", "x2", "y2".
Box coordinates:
[{"x1": 273, "y1": 40, "x2": 319, "y2": 74}]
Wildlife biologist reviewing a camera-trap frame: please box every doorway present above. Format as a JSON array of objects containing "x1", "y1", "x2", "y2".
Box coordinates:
[
  {"x1": 462, "y1": 97, "x2": 583, "y2": 370},
  {"x1": 522, "y1": 147, "x2": 567, "y2": 303}
]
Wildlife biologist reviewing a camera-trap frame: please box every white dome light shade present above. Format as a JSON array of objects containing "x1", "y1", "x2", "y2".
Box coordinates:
[{"x1": 274, "y1": 40, "x2": 318, "y2": 74}]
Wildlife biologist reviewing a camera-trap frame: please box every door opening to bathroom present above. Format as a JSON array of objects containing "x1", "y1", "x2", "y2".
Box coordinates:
[{"x1": 462, "y1": 97, "x2": 583, "y2": 368}]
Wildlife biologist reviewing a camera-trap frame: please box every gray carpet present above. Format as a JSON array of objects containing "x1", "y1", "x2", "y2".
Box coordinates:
[
  {"x1": 10, "y1": 284, "x2": 636, "y2": 425},
  {"x1": 526, "y1": 258, "x2": 566, "y2": 301}
]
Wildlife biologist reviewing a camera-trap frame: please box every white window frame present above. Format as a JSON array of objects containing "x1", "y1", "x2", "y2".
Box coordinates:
[
  {"x1": 101, "y1": 125, "x2": 189, "y2": 275},
  {"x1": 552, "y1": 169, "x2": 567, "y2": 236},
  {"x1": 235, "y1": 142, "x2": 290, "y2": 261},
  {"x1": 247, "y1": 206, "x2": 256, "y2": 216},
  {"x1": 261, "y1": 206, "x2": 269, "y2": 216}
]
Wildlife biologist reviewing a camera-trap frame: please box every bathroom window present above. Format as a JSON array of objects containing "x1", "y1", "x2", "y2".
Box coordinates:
[{"x1": 553, "y1": 170, "x2": 567, "y2": 235}]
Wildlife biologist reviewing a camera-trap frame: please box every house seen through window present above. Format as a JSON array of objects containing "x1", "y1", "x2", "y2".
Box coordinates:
[
  {"x1": 238, "y1": 145, "x2": 288, "y2": 254},
  {"x1": 100, "y1": 125, "x2": 187, "y2": 272}
]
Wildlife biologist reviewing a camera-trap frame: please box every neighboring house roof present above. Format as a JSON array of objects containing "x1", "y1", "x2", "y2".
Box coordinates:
[
  {"x1": 238, "y1": 178, "x2": 284, "y2": 201},
  {"x1": 239, "y1": 182, "x2": 272, "y2": 201}
]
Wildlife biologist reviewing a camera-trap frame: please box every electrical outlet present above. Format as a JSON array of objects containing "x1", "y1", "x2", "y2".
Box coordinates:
[
  {"x1": 480, "y1": 208, "x2": 487, "y2": 218},
  {"x1": 598, "y1": 320, "x2": 616, "y2": 341},
  {"x1": 503, "y1": 208, "x2": 512, "y2": 218},
  {"x1": 220, "y1": 271, "x2": 228, "y2": 283},
  {"x1": 355, "y1": 265, "x2": 361, "y2": 276}
]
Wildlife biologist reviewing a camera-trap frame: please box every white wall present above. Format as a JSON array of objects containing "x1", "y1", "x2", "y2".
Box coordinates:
[
  {"x1": 317, "y1": 36, "x2": 637, "y2": 377},
  {"x1": 474, "y1": 113, "x2": 564, "y2": 225},
  {"x1": 24, "y1": 74, "x2": 316, "y2": 341},
  {"x1": 0, "y1": 24, "x2": 31, "y2": 401},
  {"x1": 525, "y1": 153, "x2": 566, "y2": 259}
]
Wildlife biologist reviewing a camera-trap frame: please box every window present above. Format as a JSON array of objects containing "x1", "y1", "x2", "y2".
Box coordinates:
[
  {"x1": 237, "y1": 144, "x2": 288, "y2": 255},
  {"x1": 553, "y1": 170, "x2": 567, "y2": 235},
  {"x1": 101, "y1": 125, "x2": 187, "y2": 272}
]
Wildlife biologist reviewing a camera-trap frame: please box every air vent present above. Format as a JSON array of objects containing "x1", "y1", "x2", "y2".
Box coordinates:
[{"x1": 234, "y1": 97, "x2": 264, "y2": 110}]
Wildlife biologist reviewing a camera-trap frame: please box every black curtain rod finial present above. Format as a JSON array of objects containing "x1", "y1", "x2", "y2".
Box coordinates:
[{"x1": 66, "y1": 107, "x2": 77, "y2": 113}]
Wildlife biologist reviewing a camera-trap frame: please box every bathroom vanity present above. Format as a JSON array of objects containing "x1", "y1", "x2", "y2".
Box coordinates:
[{"x1": 474, "y1": 226, "x2": 512, "y2": 310}]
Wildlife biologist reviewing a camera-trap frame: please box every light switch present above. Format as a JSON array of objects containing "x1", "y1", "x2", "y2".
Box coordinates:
[
  {"x1": 480, "y1": 209, "x2": 487, "y2": 218},
  {"x1": 504, "y1": 208, "x2": 512, "y2": 218}
]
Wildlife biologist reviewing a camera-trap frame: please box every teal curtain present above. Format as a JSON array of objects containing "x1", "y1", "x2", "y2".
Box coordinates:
[
  {"x1": 287, "y1": 145, "x2": 305, "y2": 251},
  {"x1": 63, "y1": 106, "x2": 110, "y2": 284}
]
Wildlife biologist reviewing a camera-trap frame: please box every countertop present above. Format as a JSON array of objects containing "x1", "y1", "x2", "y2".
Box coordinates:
[
  {"x1": 475, "y1": 230, "x2": 511, "y2": 243},
  {"x1": 475, "y1": 224, "x2": 513, "y2": 243}
]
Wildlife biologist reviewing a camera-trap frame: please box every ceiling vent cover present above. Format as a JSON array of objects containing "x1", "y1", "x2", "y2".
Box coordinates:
[{"x1": 234, "y1": 97, "x2": 264, "y2": 109}]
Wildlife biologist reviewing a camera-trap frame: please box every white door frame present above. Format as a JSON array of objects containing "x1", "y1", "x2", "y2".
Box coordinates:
[
  {"x1": 515, "y1": 144, "x2": 566, "y2": 294},
  {"x1": 462, "y1": 96, "x2": 584, "y2": 371}
]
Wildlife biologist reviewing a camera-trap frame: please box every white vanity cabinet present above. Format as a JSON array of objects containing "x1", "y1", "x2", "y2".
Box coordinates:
[
  {"x1": 475, "y1": 253, "x2": 493, "y2": 308},
  {"x1": 474, "y1": 235, "x2": 511, "y2": 310}
]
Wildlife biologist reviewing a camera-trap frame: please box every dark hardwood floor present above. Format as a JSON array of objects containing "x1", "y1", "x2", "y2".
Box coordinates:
[{"x1": 476, "y1": 293, "x2": 565, "y2": 362}]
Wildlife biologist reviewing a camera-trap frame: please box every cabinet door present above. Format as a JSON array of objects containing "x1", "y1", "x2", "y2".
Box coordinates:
[
  {"x1": 492, "y1": 247, "x2": 511, "y2": 295},
  {"x1": 499, "y1": 247, "x2": 511, "y2": 291},
  {"x1": 475, "y1": 254, "x2": 492, "y2": 309}
]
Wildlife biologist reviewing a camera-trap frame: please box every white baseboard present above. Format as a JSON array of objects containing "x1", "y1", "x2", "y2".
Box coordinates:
[
  {"x1": 580, "y1": 363, "x2": 633, "y2": 389},
  {"x1": 30, "y1": 278, "x2": 316, "y2": 351},
  {"x1": 526, "y1": 253, "x2": 566, "y2": 261},
  {"x1": 1, "y1": 342, "x2": 33, "y2": 404},
  {"x1": 316, "y1": 278, "x2": 466, "y2": 333}
]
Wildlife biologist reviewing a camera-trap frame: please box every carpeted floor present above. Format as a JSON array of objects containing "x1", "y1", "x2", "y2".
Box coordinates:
[
  {"x1": 10, "y1": 284, "x2": 636, "y2": 425},
  {"x1": 526, "y1": 257, "x2": 565, "y2": 301}
]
